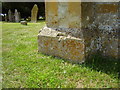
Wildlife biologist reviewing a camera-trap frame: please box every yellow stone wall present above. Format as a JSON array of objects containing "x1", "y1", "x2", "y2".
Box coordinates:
[
  {"x1": 68, "y1": 2, "x2": 81, "y2": 28},
  {"x1": 45, "y1": 2, "x2": 82, "y2": 29},
  {"x1": 38, "y1": 2, "x2": 119, "y2": 62},
  {"x1": 45, "y1": 2, "x2": 58, "y2": 28}
]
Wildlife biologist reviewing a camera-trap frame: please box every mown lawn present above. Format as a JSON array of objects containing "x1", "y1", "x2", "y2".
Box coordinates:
[{"x1": 2, "y1": 21, "x2": 119, "y2": 88}]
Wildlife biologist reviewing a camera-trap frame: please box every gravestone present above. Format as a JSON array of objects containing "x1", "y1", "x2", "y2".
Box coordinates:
[
  {"x1": 5, "y1": 14, "x2": 7, "y2": 22},
  {"x1": 8, "y1": 9, "x2": 12, "y2": 22},
  {"x1": 14, "y1": 9, "x2": 20, "y2": 22},
  {"x1": 31, "y1": 4, "x2": 38, "y2": 23},
  {"x1": 38, "y1": 2, "x2": 119, "y2": 62}
]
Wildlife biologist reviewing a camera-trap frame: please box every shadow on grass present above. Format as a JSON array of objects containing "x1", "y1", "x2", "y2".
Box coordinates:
[
  {"x1": 40, "y1": 52, "x2": 119, "y2": 79},
  {"x1": 50, "y1": 52, "x2": 120, "y2": 79},
  {"x1": 81, "y1": 53, "x2": 120, "y2": 79}
]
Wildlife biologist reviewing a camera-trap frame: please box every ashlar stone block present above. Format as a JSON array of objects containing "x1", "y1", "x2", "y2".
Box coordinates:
[{"x1": 38, "y1": 28, "x2": 85, "y2": 63}]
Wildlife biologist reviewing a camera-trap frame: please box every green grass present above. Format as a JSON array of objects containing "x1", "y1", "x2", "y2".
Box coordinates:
[{"x1": 2, "y1": 21, "x2": 119, "y2": 88}]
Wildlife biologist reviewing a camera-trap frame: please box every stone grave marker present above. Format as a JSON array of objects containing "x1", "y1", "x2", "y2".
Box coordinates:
[
  {"x1": 8, "y1": 9, "x2": 12, "y2": 22},
  {"x1": 15, "y1": 9, "x2": 20, "y2": 22},
  {"x1": 5, "y1": 14, "x2": 7, "y2": 22},
  {"x1": 31, "y1": 4, "x2": 38, "y2": 23}
]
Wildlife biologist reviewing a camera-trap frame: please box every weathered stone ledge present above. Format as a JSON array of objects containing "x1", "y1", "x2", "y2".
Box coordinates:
[
  {"x1": 38, "y1": 27, "x2": 85, "y2": 63},
  {"x1": 40, "y1": 27, "x2": 83, "y2": 38}
]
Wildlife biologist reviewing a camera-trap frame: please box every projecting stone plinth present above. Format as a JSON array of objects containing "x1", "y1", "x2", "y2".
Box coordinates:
[{"x1": 38, "y1": 27, "x2": 85, "y2": 63}]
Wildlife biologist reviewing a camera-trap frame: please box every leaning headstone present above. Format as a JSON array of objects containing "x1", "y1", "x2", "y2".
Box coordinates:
[
  {"x1": 14, "y1": 9, "x2": 20, "y2": 22},
  {"x1": 31, "y1": 4, "x2": 38, "y2": 23},
  {"x1": 8, "y1": 9, "x2": 12, "y2": 22}
]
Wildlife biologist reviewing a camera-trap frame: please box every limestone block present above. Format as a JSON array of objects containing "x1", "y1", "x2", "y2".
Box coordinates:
[{"x1": 38, "y1": 28, "x2": 85, "y2": 63}]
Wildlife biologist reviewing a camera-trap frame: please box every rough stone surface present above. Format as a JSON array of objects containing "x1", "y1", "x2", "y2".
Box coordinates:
[
  {"x1": 38, "y1": 2, "x2": 119, "y2": 62},
  {"x1": 82, "y1": 2, "x2": 119, "y2": 59},
  {"x1": 31, "y1": 4, "x2": 38, "y2": 23},
  {"x1": 38, "y1": 28, "x2": 85, "y2": 63}
]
